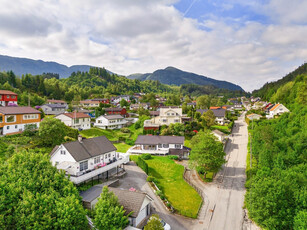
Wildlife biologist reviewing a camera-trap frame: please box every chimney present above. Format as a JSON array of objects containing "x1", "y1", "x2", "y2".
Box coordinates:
[{"x1": 78, "y1": 135, "x2": 83, "y2": 142}]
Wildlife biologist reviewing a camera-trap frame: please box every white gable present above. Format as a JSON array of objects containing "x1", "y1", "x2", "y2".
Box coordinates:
[{"x1": 50, "y1": 145, "x2": 76, "y2": 166}]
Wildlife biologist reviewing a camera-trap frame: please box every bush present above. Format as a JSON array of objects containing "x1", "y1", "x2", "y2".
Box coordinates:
[
  {"x1": 125, "y1": 139, "x2": 135, "y2": 145},
  {"x1": 134, "y1": 122, "x2": 141, "y2": 129},
  {"x1": 141, "y1": 153, "x2": 152, "y2": 160},
  {"x1": 146, "y1": 176, "x2": 155, "y2": 182},
  {"x1": 166, "y1": 203, "x2": 171, "y2": 208},
  {"x1": 120, "y1": 127, "x2": 130, "y2": 133},
  {"x1": 118, "y1": 136, "x2": 126, "y2": 142},
  {"x1": 156, "y1": 190, "x2": 163, "y2": 197},
  {"x1": 137, "y1": 157, "x2": 149, "y2": 174},
  {"x1": 168, "y1": 155, "x2": 179, "y2": 160}
]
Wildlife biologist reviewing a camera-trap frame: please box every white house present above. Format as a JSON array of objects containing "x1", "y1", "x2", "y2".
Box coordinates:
[
  {"x1": 94, "y1": 115, "x2": 128, "y2": 129},
  {"x1": 197, "y1": 108, "x2": 226, "y2": 125},
  {"x1": 267, "y1": 104, "x2": 289, "y2": 119},
  {"x1": 212, "y1": 129, "x2": 226, "y2": 142},
  {"x1": 247, "y1": 113, "x2": 262, "y2": 120},
  {"x1": 55, "y1": 112, "x2": 91, "y2": 130},
  {"x1": 128, "y1": 135, "x2": 190, "y2": 159},
  {"x1": 144, "y1": 107, "x2": 183, "y2": 129},
  {"x1": 130, "y1": 103, "x2": 149, "y2": 110},
  {"x1": 80, "y1": 186, "x2": 152, "y2": 228},
  {"x1": 40, "y1": 104, "x2": 67, "y2": 115},
  {"x1": 50, "y1": 136, "x2": 129, "y2": 184}
]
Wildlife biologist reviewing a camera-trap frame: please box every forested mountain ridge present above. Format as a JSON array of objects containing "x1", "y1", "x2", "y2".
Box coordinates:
[
  {"x1": 246, "y1": 71, "x2": 307, "y2": 229},
  {"x1": 252, "y1": 63, "x2": 307, "y2": 101},
  {"x1": 128, "y1": 66, "x2": 244, "y2": 91},
  {"x1": 0, "y1": 54, "x2": 97, "y2": 78}
]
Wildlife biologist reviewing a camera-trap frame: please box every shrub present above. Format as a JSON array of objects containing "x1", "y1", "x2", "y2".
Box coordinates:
[
  {"x1": 146, "y1": 176, "x2": 155, "y2": 182},
  {"x1": 120, "y1": 127, "x2": 130, "y2": 133},
  {"x1": 156, "y1": 190, "x2": 163, "y2": 196},
  {"x1": 141, "y1": 153, "x2": 152, "y2": 160},
  {"x1": 125, "y1": 139, "x2": 135, "y2": 145},
  {"x1": 137, "y1": 157, "x2": 149, "y2": 174},
  {"x1": 168, "y1": 155, "x2": 179, "y2": 160},
  {"x1": 134, "y1": 122, "x2": 141, "y2": 129},
  {"x1": 166, "y1": 203, "x2": 171, "y2": 208}
]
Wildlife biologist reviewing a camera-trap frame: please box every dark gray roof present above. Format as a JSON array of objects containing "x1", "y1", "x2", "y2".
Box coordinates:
[
  {"x1": 109, "y1": 187, "x2": 151, "y2": 218},
  {"x1": 42, "y1": 104, "x2": 67, "y2": 109},
  {"x1": 135, "y1": 135, "x2": 184, "y2": 145},
  {"x1": 101, "y1": 115, "x2": 124, "y2": 120},
  {"x1": 105, "y1": 108, "x2": 124, "y2": 112},
  {"x1": 61, "y1": 136, "x2": 117, "y2": 162},
  {"x1": 196, "y1": 108, "x2": 226, "y2": 117}
]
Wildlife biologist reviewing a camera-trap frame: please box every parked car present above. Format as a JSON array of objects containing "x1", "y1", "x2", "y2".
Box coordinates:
[{"x1": 161, "y1": 219, "x2": 171, "y2": 230}]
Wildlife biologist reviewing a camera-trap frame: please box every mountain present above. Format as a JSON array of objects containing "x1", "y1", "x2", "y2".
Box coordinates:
[
  {"x1": 252, "y1": 63, "x2": 307, "y2": 101},
  {"x1": 0, "y1": 54, "x2": 94, "y2": 78},
  {"x1": 127, "y1": 66, "x2": 244, "y2": 91}
]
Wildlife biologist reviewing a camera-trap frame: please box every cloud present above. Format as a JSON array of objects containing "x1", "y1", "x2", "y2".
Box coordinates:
[{"x1": 0, "y1": 0, "x2": 306, "y2": 92}]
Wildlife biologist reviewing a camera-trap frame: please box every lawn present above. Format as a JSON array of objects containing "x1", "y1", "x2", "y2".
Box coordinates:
[
  {"x1": 114, "y1": 142, "x2": 131, "y2": 153},
  {"x1": 80, "y1": 128, "x2": 118, "y2": 140},
  {"x1": 145, "y1": 156, "x2": 202, "y2": 218},
  {"x1": 211, "y1": 125, "x2": 231, "y2": 134}
]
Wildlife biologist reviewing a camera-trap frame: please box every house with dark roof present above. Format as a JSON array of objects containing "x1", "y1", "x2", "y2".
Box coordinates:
[
  {"x1": 50, "y1": 136, "x2": 130, "y2": 184},
  {"x1": 40, "y1": 104, "x2": 67, "y2": 115},
  {"x1": 0, "y1": 90, "x2": 18, "y2": 106},
  {"x1": 47, "y1": 99, "x2": 68, "y2": 108},
  {"x1": 55, "y1": 112, "x2": 91, "y2": 130},
  {"x1": 267, "y1": 103, "x2": 289, "y2": 119},
  {"x1": 0, "y1": 106, "x2": 41, "y2": 135},
  {"x1": 197, "y1": 108, "x2": 226, "y2": 125},
  {"x1": 94, "y1": 115, "x2": 128, "y2": 129},
  {"x1": 128, "y1": 135, "x2": 190, "y2": 158},
  {"x1": 80, "y1": 185, "x2": 152, "y2": 228}
]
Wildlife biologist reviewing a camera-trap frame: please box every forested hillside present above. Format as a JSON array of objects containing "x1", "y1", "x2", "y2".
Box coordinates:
[
  {"x1": 252, "y1": 63, "x2": 307, "y2": 101},
  {"x1": 0, "y1": 67, "x2": 177, "y2": 106},
  {"x1": 246, "y1": 74, "x2": 307, "y2": 229}
]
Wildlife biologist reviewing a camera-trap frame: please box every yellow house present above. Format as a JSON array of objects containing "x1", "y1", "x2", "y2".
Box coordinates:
[{"x1": 0, "y1": 106, "x2": 41, "y2": 135}]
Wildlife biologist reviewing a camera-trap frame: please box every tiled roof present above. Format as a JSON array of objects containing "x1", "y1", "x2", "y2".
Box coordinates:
[
  {"x1": 0, "y1": 106, "x2": 41, "y2": 115},
  {"x1": 105, "y1": 108, "x2": 124, "y2": 112},
  {"x1": 270, "y1": 104, "x2": 280, "y2": 111},
  {"x1": 42, "y1": 104, "x2": 67, "y2": 108},
  {"x1": 47, "y1": 99, "x2": 66, "y2": 104},
  {"x1": 60, "y1": 112, "x2": 90, "y2": 119},
  {"x1": 135, "y1": 135, "x2": 184, "y2": 145},
  {"x1": 60, "y1": 136, "x2": 116, "y2": 162},
  {"x1": 101, "y1": 115, "x2": 124, "y2": 120},
  {"x1": 196, "y1": 108, "x2": 226, "y2": 117},
  {"x1": 0, "y1": 90, "x2": 18, "y2": 95},
  {"x1": 80, "y1": 100, "x2": 100, "y2": 104}
]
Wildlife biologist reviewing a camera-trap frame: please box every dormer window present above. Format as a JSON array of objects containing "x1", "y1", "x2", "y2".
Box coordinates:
[{"x1": 60, "y1": 150, "x2": 66, "y2": 155}]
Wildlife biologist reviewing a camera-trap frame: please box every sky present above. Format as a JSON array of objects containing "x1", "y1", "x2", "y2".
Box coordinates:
[{"x1": 0, "y1": 0, "x2": 306, "y2": 92}]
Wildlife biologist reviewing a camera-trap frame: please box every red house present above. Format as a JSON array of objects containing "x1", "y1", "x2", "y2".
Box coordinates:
[
  {"x1": 105, "y1": 108, "x2": 127, "y2": 117},
  {"x1": 92, "y1": 98, "x2": 110, "y2": 104},
  {"x1": 0, "y1": 90, "x2": 18, "y2": 106}
]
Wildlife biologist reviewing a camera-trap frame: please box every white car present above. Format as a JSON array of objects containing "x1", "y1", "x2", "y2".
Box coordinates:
[{"x1": 161, "y1": 219, "x2": 171, "y2": 230}]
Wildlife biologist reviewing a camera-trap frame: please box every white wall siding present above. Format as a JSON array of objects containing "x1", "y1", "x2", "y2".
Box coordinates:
[{"x1": 3, "y1": 122, "x2": 40, "y2": 135}]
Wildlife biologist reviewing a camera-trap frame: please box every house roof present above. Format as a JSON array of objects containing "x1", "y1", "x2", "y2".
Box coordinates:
[
  {"x1": 105, "y1": 108, "x2": 125, "y2": 112},
  {"x1": 80, "y1": 100, "x2": 100, "y2": 104},
  {"x1": 42, "y1": 104, "x2": 67, "y2": 109},
  {"x1": 149, "y1": 111, "x2": 160, "y2": 116},
  {"x1": 196, "y1": 108, "x2": 226, "y2": 117},
  {"x1": 109, "y1": 187, "x2": 152, "y2": 218},
  {"x1": 60, "y1": 136, "x2": 117, "y2": 162},
  {"x1": 212, "y1": 129, "x2": 225, "y2": 136},
  {"x1": 59, "y1": 112, "x2": 90, "y2": 119},
  {"x1": 0, "y1": 90, "x2": 18, "y2": 95},
  {"x1": 135, "y1": 135, "x2": 184, "y2": 145},
  {"x1": 270, "y1": 104, "x2": 281, "y2": 111},
  {"x1": 210, "y1": 106, "x2": 221, "y2": 109},
  {"x1": 47, "y1": 99, "x2": 66, "y2": 104},
  {"x1": 0, "y1": 106, "x2": 41, "y2": 115},
  {"x1": 247, "y1": 113, "x2": 262, "y2": 118},
  {"x1": 101, "y1": 115, "x2": 124, "y2": 120}
]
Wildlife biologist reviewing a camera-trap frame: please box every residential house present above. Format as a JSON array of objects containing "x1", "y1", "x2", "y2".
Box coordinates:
[
  {"x1": 55, "y1": 112, "x2": 91, "y2": 130},
  {"x1": 128, "y1": 135, "x2": 190, "y2": 159},
  {"x1": 267, "y1": 104, "x2": 289, "y2": 119},
  {"x1": 246, "y1": 113, "x2": 262, "y2": 120},
  {"x1": 112, "y1": 95, "x2": 131, "y2": 105},
  {"x1": 149, "y1": 111, "x2": 160, "y2": 117},
  {"x1": 0, "y1": 90, "x2": 18, "y2": 106},
  {"x1": 0, "y1": 106, "x2": 41, "y2": 135},
  {"x1": 130, "y1": 103, "x2": 149, "y2": 111},
  {"x1": 105, "y1": 107, "x2": 127, "y2": 117},
  {"x1": 79, "y1": 100, "x2": 100, "y2": 108},
  {"x1": 187, "y1": 102, "x2": 196, "y2": 108},
  {"x1": 40, "y1": 104, "x2": 67, "y2": 115},
  {"x1": 212, "y1": 129, "x2": 226, "y2": 142},
  {"x1": 91, "y1": 98, "x2": 110, "y2": 104},
  {"x1": 50, "y1": 135, "x2": 129, "y2": 184},
  {"x1": 94, "y1": 115, "x2": 128, "y2": 129},
  {"x1": 47, "y1": 99, "x2": 68, "y2": 108},
  {"x1": 144, "y1": 107, "x2": 182, "y2": 130},
  {"x1": 80, "y1": 185, "x2": 152, "y2": 228},
  {"x1": 197, "y1": 108, "x2": 226, "y2": 125}
]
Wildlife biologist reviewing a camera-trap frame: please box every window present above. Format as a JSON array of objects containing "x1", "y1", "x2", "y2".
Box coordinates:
[
  {"x1": 167, "y1": 113, "x2": 170, "y2": 116},
  {"x1": 175, "y1": 144, "x2": 181, "y2": 149},
  {"x1": 7, "y1": 126, "x2": 9, "y2": 130},
  {"x1": 163, "y1": 144, "x2": 169, "y2": 148},
  {"x1": 15, "y1": 125, "x2": 17, "y2": 129},
  {"x1": 60, "y1": 150, "x2": 66, "y2": 155},
  {"x1": 80, "y1": 161, "x2": 88, "y2": 171},
  {"x1": 7, "y1": 95, "x2": 10, "y2": 99},
  {"x1": 174, "y1": 119, "x2": 180, "y2": 123},
  {"x1": 158, "y1": 144, "x2": 162, "y2": 148},
  {"x1": 105, "y1": 154, "x2": 107, "y2": 159},
  {"x1": 23, "y1": 114, "x2": 38, "y2": 120},
  {"x1": 75, "y1": 119, "x2": 79, "y2": 124},
  {"x1": 6, "y1": 115, "x2": 16, "y2": 123},
  {"x1": 171, "y1": 113, "x2": 175, "y2": 115},
  {"x1": 0, "y1": 116, "x2": 2, "y2": 123},
  {"x1": 108, "y1": 153, "x2": 111, "y2": 158},
  {"x1": 94, "y1": 157, "x2": 100, "y2": 164},
  {"x1": 162, "y1": 119, "x2": 167, "y2": 123},
  {"x1": 11, "y1": 96, "x2": 16, "y2": 99}
]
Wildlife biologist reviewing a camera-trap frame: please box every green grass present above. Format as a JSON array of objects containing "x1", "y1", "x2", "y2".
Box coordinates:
[
  {"x1": 145, "y1": 156, "x2": 202, "y2": 218},
  {"x1": 80, "y1": 128, "x2": 118, "y2": 140},
  {"x1": 211, "y1": 125, "x2": 229, "y2": 130},
  {"x1": 114, "y1": 142, "x2": 132, "y2": 153}
]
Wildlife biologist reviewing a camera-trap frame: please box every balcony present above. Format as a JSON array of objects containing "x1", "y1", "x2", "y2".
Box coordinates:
[
  {"x1": 67, "y1": 153, "x2": 129, "y2": 185},
  {"x1": 128, "y1": 145, "x2": 169, "y2": 155}
]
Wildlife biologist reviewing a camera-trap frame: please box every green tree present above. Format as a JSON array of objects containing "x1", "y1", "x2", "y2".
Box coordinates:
[
  {"x1": 38, "y1": 117, "x2": 67, "y2": 146},
  {"x1": 196, "y1": 95, "x2": 210, "y2": 109},
  {"x1": 120, "y1": 98, "x2": 129, "y2": 108},
  {"x1": 94, "y1": 186, "x2": 129, "y2": 230},
  {"x1": 0, "y1": 151, "x2": 88, "y2": 229},
  {"x1": 202, "y1": 110, "x2": 216, "y2": 128},
  {"x1": 189, "y1": 130, "x2": 226, "y2": 178},
  {"x1": 144, "y1": 214, "x2": 164, "y2": 230}
]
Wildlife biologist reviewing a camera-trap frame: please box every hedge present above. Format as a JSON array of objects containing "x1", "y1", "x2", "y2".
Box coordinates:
[{"x1": 137, "y1": 157, "x2": 148, "y2": 174}]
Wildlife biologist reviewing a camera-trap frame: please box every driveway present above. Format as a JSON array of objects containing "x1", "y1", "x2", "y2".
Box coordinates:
[{"x1": 116, "y1": 162, "x2": 193, "y2": 230}]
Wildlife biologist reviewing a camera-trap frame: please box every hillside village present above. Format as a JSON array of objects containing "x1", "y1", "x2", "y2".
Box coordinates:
[{"x1": 0, "y1": 77, "x2": 292, "y2": 229}]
